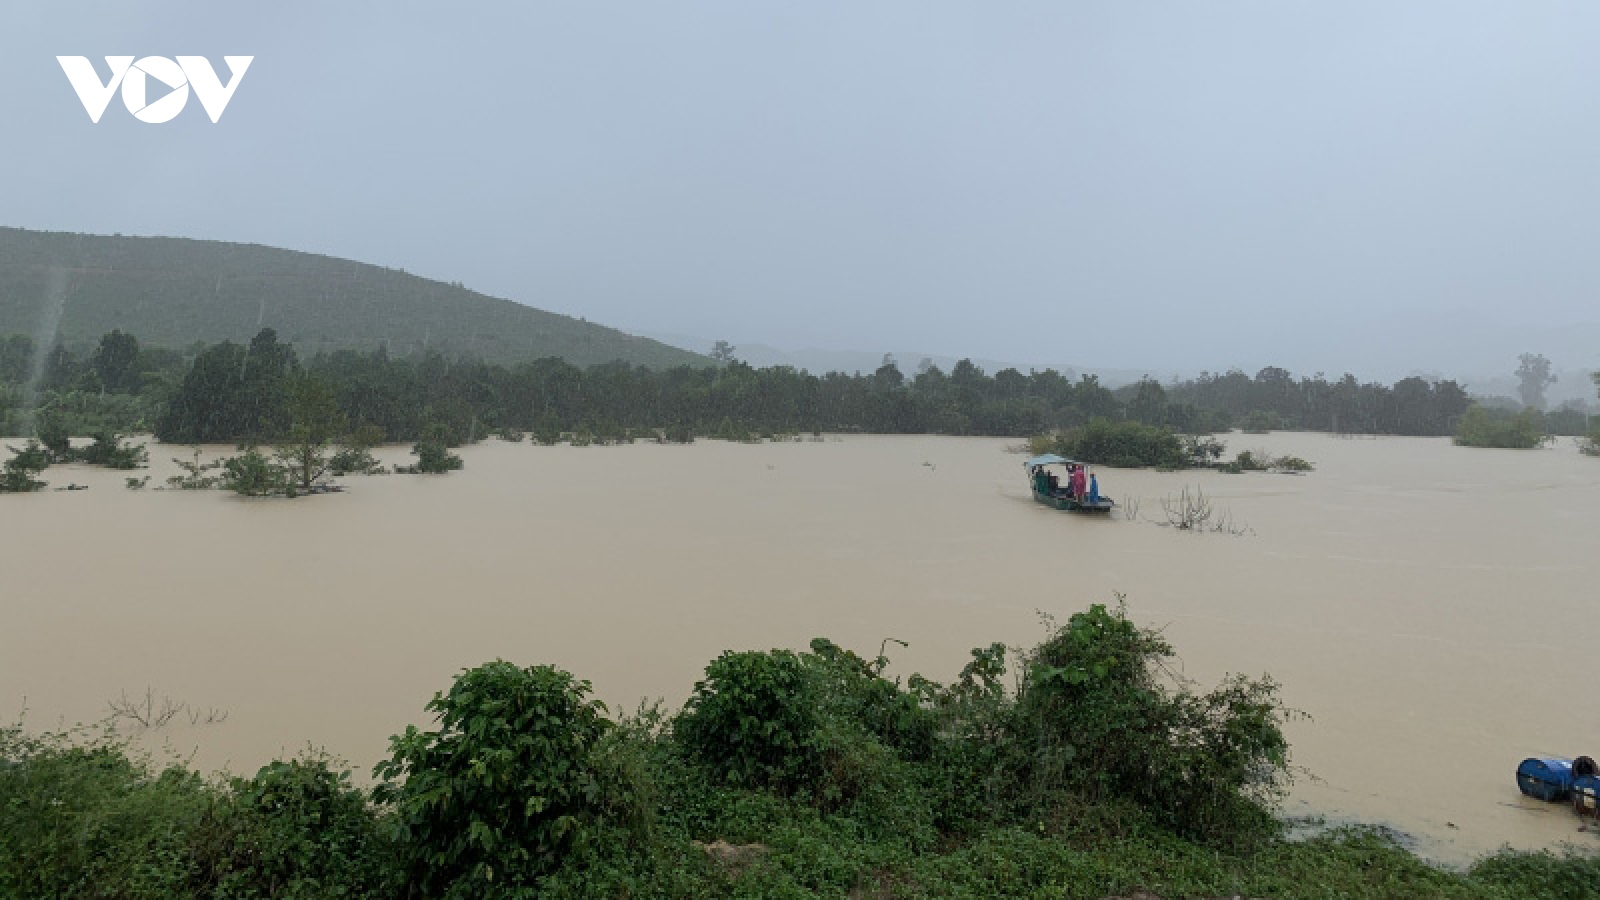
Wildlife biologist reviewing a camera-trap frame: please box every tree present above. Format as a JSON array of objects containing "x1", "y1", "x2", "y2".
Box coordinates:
[
  {"x1": 0, "y1": 440, "x2": 50, "y2": 492},
  {"x1": 709, "y1": 340, "x2": 737, "y2": 364},
  {"x1": 155, "y1": 328, "x2": 297, "y2": 443},
  {"x1": 275, "y1": 374, "x2": 346, "y2": 492},
  {"x1": 408, "y1": 423, "x2": 463, "y2": 474},
  {"x1": 222, "y1": 446, "x2": 290, "y2": 497},
  {"x1": 373, "y1": 662, "x2": 627, "y2": 895},
  {"x1": 90, "y1": 330, "x2": 141, "y2": 394},
  {"x1": 0, "y1": 335, "x2": 34, "y2": 384},
  {"x1": 1128, "y1": 377, "x2": 1168, "y2": 426},
  {"x1": 1515, "y1": 353, "x2": 1557, "y2": 410},
  {"x1": 1454, "y1": 404, "x2": 1548, "y2": 449}
]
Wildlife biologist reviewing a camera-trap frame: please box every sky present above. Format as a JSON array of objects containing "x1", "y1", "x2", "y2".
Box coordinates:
[{"x1": 3, "y1": 1, "x2": 1599, "y2": 382}]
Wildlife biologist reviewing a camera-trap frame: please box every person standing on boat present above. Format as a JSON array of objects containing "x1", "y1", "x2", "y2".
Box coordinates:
[
  {"x1": 1070, "y1": 465, "x2": 1087, "y2": 503},
  {"x1": 1087, "y1": 471, "x2": 1101, "y2": 505}
]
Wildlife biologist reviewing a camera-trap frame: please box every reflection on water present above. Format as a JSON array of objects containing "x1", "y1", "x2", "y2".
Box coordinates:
[{"x1": 2, "y1": 433, "x2": 1597, "y2": 864}]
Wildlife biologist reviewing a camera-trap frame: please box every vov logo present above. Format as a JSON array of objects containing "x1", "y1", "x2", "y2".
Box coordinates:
[{"x1": 57, "y1": 56, "x2": 253, "y2": 123}]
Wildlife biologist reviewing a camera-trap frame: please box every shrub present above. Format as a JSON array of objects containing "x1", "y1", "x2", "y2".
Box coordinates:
[
  {"x1": 330, "y1": 424, "x2": 387, "y2": 476},
  {"x1": 1180, "y1": 434, "x2": 1227, "y2": 466},
  {"x1": 677, "y1": 650, "x2": 824, "y2": 795},
  {"x1": 1454, "y1": 404, "x2": 1550, "y2": 448},
  {"x1": 808, "y1": 638, "x2": 939, "y2": 762},
  {"x1": 80, "y1": 430, "x2": 148, "y2": 469},
  {"x1": 1470, "y1": 846, "x2": 1600, "y2": 898},
  {"x1": 1, "y1": 440, "x2": 50, "y2": 492},
  {"x1": 406, "y1": 424, "x2": 463, "y2": 474},
  {"x1": 167, "y1": 447, "x2": 222, "y2": 490},
  {"x1": 1006, "y1": 602, "x2": 1293, "y2": 845},
  {"x1": 411, "y1": 439, "x2": 463, "y2": 473},
  {"x1": 374, "y1": 661, "x2": 630, "y2": 897},
  {"x1": 36, "y1": 415, "x2": 72, "y2": 461},
  {"x1": 1272, "y1": 454, "x2": 1314, "y2": 472},
  {"x1": 0, "y1": 723, "x2": 208, "y2": 897},
  {"x1": 221, "y1": 446, "x2": 292, "y2": 497},
  {"x1": 1048, "y1": 419, "x2": 1189, "y2": 468},
  {"x1": 196, "y1": 755, "x2": 400, "y2": 898}
]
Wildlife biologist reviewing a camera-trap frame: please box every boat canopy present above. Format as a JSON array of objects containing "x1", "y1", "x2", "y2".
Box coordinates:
[{"x1": 1023, "y1": 453, "x2": 1076, "y2": 468}]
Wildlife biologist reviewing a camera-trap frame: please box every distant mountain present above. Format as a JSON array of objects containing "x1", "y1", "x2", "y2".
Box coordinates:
[{"x1": 0, "y1": 228, "x2": 708, "y2": 368}]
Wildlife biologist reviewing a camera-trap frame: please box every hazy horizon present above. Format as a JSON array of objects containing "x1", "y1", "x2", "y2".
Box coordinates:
[{"x1": 4, "y1": 2, "x2": 1599, "y2": 382}]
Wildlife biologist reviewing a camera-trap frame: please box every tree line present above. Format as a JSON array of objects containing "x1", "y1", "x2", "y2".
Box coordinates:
[{"x1": 6, "y1": 328, "x2": 1563, "y2": 445}]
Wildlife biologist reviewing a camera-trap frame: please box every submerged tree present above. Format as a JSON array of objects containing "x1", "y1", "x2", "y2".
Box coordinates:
[
  {"x1": 0, "y1": 440, "x2": 49, "y2": 492},
  {"x1": 329, "y1": 423, "x2": 387, "y2": 475},
  {"x1": 1454, "y1": 404, "x2": 1549, "y2": 449},
  {"x1": 275, "y1": 374, "x2": 345, "y2": 492},
  {"x1": 222, "y1": 446, "x2": 291, "y2": 497}
]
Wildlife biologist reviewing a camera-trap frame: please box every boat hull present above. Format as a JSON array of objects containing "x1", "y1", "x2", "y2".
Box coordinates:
[{"x1": 1032, "y1": 488, "x2": 1114, "y2": 514}]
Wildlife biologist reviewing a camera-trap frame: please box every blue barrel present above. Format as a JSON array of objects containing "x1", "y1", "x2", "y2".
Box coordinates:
[
  {"x1": 1573, "y1": 774, "x2": 1600, "y2": 817},
  {"x1": 1516, "y1": 756, "x2": 1574, "y2": 802}
]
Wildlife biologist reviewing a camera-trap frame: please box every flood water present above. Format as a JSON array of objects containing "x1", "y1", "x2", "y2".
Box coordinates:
[{"x1": 2, "y1": 432, "x2": 1596, "y2": 864}]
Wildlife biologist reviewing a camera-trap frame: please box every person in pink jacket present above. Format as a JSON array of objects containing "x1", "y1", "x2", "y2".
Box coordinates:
[{"x1": 1070, "y1": 465, "x2": 1087, "y2": 503}]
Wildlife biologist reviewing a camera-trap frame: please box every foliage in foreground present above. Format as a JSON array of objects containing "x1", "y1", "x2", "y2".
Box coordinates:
[{"x1": 3, "y1": 602, "x2": 1599, "y2": 899}]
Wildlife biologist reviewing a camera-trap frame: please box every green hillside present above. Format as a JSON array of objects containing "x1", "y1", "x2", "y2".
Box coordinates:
[{"x1": 0, "y1": 227, "x2": 708, "y2": 368}]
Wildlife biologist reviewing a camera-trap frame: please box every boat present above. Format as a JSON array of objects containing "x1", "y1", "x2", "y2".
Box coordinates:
[{"x1": 1023, "y1": 454, "x2": 1116, "y2": 513}]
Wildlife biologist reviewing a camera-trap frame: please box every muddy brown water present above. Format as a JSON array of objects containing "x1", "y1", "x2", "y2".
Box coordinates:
[{"x1": 2, "y1": 433, "x2": 1597, "y2": 864}]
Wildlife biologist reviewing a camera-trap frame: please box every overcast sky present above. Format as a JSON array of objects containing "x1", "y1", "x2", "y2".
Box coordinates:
[{"x1": 3, "y1": 2, "x2": 1599, "y2": 379}]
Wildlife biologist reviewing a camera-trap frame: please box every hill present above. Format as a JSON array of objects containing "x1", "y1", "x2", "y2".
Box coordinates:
[{"x1": 0, "y1": 227, "x2": 708, "y2": 368}]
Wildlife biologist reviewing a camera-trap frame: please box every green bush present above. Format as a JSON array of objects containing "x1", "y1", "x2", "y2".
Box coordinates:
[
  {"x1": 330, "y1": 424, "x2": 387, "y2": 475},
  {"x1": 0, "y1": 723, "x2": 208, "y2": 898},
  {"x1": 1046, "y1": 419, "x2": 1189, "y2": 468},
  {"x1": 1180, "y1": 434, "x2": 1227, "y2": 466},
  {"x1": 411, "y1": 439, "x2": 463, "y2": 473},
  {"x1": 0, "y1": 725, "x2": 397, "y2": 900},
  {"x1": 196, "y1": 755, "x2": 400, "y2": 898},
  {"x1": 80, "y1": 430, "x2": 148, "y2": 469},
  {"x1": 1006, "y1": 603, "x2": 1292, "y2": 845},
  {"x1": 1470, "y1": 846, "x2": 1600, "y2": 899},
  {"x1": 808, "y1": 638, "x2": 938, "y2": 762},
  {"x1": 221, "y1": 446, "x2": 292, "y2": 497},
  {"x1": 1, "y1": 440, "x2": 50, "y2": 492},
  {"x1": 677, "y1": 650, "x2": 824, "y2": 795},
  {"x1": 36, "y1": 415, "x2": 73, "y2": 461},
  {"x1": 374, "y1": 661, "x2": 633, "y2": 897},
  {"x1": 1233, "y1": 449, "x2": 1270, "y2": 471},
  {"x1": 1454, "y1": 404, "x2": 1550, "y2": 448},
  {"x1": 1273, "y1": 454, "x2": 1314, "y2": 472}
]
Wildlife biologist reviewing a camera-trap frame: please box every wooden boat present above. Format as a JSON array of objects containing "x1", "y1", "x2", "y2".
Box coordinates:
[{"x1": 1023, "y1": 454, "x2": 1115, "y2": 514}]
